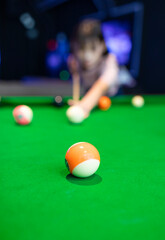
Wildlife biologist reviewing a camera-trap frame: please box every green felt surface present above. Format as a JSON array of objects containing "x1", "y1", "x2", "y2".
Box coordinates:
[{"x1": 0, "y1": 96, "x2": 165, "y2": 240}]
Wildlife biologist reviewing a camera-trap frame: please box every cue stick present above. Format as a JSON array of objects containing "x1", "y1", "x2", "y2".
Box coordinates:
[{"x1": 72, "y1": 72, "x2": 80, "y2": 103}]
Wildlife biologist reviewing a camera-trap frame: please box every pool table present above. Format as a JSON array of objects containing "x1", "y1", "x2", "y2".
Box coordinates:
[{"x1": 0, "y1": 96, "x2": 165, "y2": 240}]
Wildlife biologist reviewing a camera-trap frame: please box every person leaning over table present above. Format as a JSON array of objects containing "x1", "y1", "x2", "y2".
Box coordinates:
[{"x1": 67, "y1": 19, "x2": 135, "y2": 118}]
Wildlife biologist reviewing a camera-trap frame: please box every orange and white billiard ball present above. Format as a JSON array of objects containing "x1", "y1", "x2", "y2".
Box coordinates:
[
  {"x1": 65, "y1": 142, "x2": 100, "y2": 178},
  {"x1": 98, "y1": 96, "x2": 111, "y2": 110},
  {"x1": 13, "y1": 105, "x2": 33, "y2": 125},
  {"x1": 131, "y1": 95, "x2": 144, "y2": 108}
]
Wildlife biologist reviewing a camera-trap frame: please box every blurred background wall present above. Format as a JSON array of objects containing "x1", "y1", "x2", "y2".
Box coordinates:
[{"x1": 0, "y1": 0, "x2": 165, "y2": 94}]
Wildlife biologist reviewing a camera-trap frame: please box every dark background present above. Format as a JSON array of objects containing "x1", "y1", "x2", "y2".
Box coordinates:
[{"x1": 0, "y1": 0, "x2": 165, "y2": 94}]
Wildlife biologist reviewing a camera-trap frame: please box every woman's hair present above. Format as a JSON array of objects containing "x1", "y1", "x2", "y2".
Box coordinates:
[{"x1": 71, "y1": 19, "x2": 108, "y2": 55}]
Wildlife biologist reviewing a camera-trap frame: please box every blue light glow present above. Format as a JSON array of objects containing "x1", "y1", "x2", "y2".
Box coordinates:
[
  {"x1": 46, "y1": 52, "x2": 62, "y2": 68},
  {"x1": 102, "y1": 21, "x2": 132, "y2": 65}
]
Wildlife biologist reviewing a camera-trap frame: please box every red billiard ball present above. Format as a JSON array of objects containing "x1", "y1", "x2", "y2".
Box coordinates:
[
  {"x1": 98, "y1": 96, "x2": 111, "y2": 110},
  {"x1": 13, "y1": 105, "x2": 33, "y2": 125}
]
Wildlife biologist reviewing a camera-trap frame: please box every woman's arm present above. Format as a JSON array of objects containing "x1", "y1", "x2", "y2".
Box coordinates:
[{"x1": 79, "y1": 54, "x2": 119, "y2": 114}]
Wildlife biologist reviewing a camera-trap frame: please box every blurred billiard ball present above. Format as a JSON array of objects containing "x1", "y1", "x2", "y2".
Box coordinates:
[
  {"x1": 66, "y1": 105, "x2": 85, "y2": 124},
  {"x1": 131, "y1": 95, "x2": 144, "y2": 108},
  {"x1": 13, "y1": 105, "x2": 33, "y2": 125},
  {"x1": 98, "y1": 96, "x2": 111, "y2": 111},
  {"x1": 53, "y1": 96, "x2": 64, "y2": 107}
]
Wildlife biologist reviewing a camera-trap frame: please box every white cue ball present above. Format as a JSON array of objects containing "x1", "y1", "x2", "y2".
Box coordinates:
[
  {"x1": 132, "y1": 95, "x2": 144, "y2": 108},
  {"x1": 66, "y1": 106, "x2": 85, "y2": 123}
]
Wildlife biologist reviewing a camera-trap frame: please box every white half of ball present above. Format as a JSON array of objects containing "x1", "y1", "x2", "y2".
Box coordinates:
[
  {"x1": 66, "y1": 106, "x2": 85, "y2": 123},
  {"x1": 20, "y1": 105, "x2": 33, "y2": 120},
  {"x1": 72, "y1": 159, "x2": 100, "y2": 178}
]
